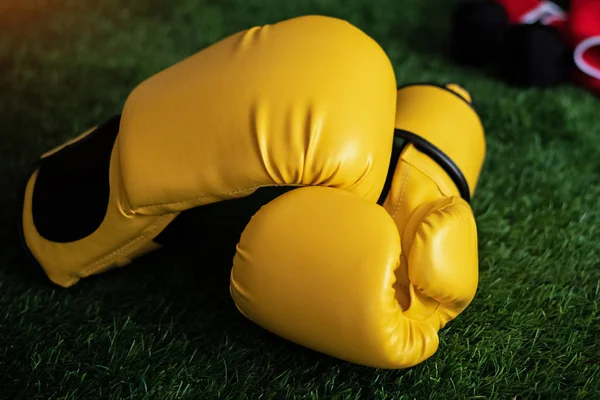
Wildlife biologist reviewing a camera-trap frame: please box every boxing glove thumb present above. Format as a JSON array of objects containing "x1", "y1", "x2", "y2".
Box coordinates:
[
  {"x1": 399, "y1": 196, "x2": 479, "y2": 328},
  {"x1": 230, "y1": 186, "x2": 440, "y2": 369}
]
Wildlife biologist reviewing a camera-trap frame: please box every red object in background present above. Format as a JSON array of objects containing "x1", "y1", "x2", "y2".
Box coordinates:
[
  {"x1": 451, "y1": 0, "x2": 600, "y2": 94},
  {"x1": 568, "y1": 0, "x2": 600, "y2": 93},
  {"x1": 495, "y1": 0, "x2": 567, "y2": 27},
  {"x1": 495, "y1": 0, "x2": 600, "y2": 94}
]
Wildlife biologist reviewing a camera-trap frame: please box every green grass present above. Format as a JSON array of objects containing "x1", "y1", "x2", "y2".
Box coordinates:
[{"x1": 1, "y1": 0, "x2": 599, "y2": 398}]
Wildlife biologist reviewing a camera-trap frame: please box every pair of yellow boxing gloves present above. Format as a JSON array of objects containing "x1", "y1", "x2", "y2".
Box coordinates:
[{"x1": 20, "y1": 15, "x2": 486, "y2": 369}]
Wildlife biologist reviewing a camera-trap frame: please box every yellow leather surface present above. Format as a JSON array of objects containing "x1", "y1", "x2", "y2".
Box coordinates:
[
  {"x1": 21, "y1": 15, "x2": 396, "y2": 286},
  {"x1": 400, "y1": 196, "x2": 479, "y2": 329},
  {"x1": 118, "y1": 15, "x2": 397, "y2": 215},
  {"x1": 384, "y1": 83, "x2": 485, "y2": 306},
  {"x1": 231, "y1": 83, "x2": 486, "y2": 368},
  {"x1": 230, "y1": 186, "x2": 440, "y2": 369},
  {"x1": 384, "y1": 83, "x2": 484, "y2": 360},
  {"x1": 394, "y1": 84, "x2": 485, "y2": 197},
  {"x1": 230, "y1": 189, "x2": 479, "y2": 369}
]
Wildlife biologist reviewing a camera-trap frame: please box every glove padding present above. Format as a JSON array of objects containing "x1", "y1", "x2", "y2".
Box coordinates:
[
  {"x1": 230, "y1": 186, "x2": 478, "y2": 369},
  {"x1": 21, "y1": 15, "x2": 396, "y2": 287},
  {"x1": 230, "y1": 82, "x2": 485, "y2": 369}
]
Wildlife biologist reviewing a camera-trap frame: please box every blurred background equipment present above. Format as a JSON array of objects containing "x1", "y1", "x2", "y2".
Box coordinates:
[{"x1": 451, "y1": 0, "x2": 600, "y2": 94}]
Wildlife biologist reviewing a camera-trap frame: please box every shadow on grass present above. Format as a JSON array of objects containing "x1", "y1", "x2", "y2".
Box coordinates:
[{"x1": 3, "y1": 188, "x2": 388, "y2": 394}]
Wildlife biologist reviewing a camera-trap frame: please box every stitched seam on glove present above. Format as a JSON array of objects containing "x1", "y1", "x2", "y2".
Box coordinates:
[
  {"x1": 76, "y1": 213, "x2": 176, "y2": 282},
  {"x1": 389, "y1": 164, "x2": 411, "y2": 219},
  {"x1": 128, "y1": 161, "x2": 376, "y2": 212},
  {"x1": 130, "y1": 183, "x2": 311, "y2": 212},
  {"x1": 401, "y1": 153, "x2": 455, "y2": 199}
]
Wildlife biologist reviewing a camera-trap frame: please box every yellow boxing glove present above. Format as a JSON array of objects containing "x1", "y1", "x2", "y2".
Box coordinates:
[
  {"x1": 20, "y1": 15, "x2": 397, "y2": 287},
  {"x1": 230, "y1": 83, "x2": 485, "y2": 368}
]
